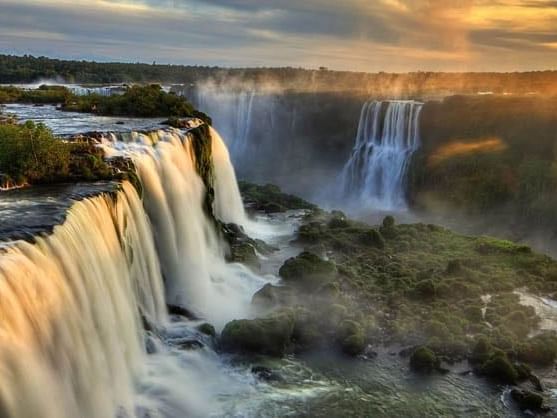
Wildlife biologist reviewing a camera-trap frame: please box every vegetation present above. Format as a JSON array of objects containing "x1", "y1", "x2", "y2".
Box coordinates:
[
  {"x1": 0, "y1": 84, "x2": 211, "y2": 122},
  {"x1": 0, "y1": 84, "x2": 72, "y2": 103},
  {"x1": 63, "y1": 84, "x2": 211, "y2": 122},
  {"x1": 0, "y1": 121, "x2": 114, "y2": 185},
  {"x1": 2, "y1": 54, "x2": 557, "y2": 96},
  {"x1": 229, "y1": 183, "x2": 557, "y2": 392},
  {"x1": 410, "y1": 95, "x2": 557, "y2": 232}
]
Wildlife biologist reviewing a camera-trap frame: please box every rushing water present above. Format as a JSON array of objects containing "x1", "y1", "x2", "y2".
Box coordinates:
[
  {"x1": 338, "y1": 100, "x2": 422, "y2": 211},
  {"x1": 1, "y1": 103, "x2": 553, "y2": 417}
]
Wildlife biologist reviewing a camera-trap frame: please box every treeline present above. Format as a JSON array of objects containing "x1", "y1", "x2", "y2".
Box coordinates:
[
  {"x1": 2, "y1": 54, "x2": 557, "y2": 96},
  {"x1": 409, "y1": 95, "x2": 557, "y2": 228}
]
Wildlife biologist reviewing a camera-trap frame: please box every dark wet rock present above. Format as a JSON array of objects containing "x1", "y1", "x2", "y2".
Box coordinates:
[
  {"x1": 409, "y1": 346, "x2": 441, "y2": 373},
  {"x1": 167, "y1": 304, "x2": 199, "y2": 320},
  {"x1": 222, "y1": 222, "x2": 276, "y2": 270},
  {"x1": 220, "y1": 312, "x2": 295, "y2": 357},
  {"x1": 251, "y1": 366, "x2": 284, "y2": 382},
  {"x1": 196, "y1": 323, "x2": 216, "y2": 338},
  {"x1": 279, "y1": 251, "x2": 336, "y2": 291},
  {"x1": 510, "y1": 389, "x2": 546, "y2": 412},
  {"x1": 145, "y1": 335, "x2": 158, "y2": 355},
  {"x1": 176, "y1": 340, "x2": 204, "y2": 350}
]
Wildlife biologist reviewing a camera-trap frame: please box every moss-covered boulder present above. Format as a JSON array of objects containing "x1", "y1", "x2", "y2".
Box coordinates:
[
  {"x1": 336, "y1": 320, "x2": 366, "y2": 356},
  {"x1": 379, "y1": 215, "x2": 397, "y2": 239},
  {"x1": 220, "y1": 312, "x2": 295, "y2": 357},
  {"x1": 360, "y1": 229, "x2": 385, "y2": 249},
  {"x1": 251, "y1": 283, "x2": 293, "y2": 309},
  {"x1": 409, "y1": 346, "x2": 440, "y2": 373},
  {"x1": 510, "y1": 389, "x2": 545, "y2": 412},
  {"x1": 196, "y1": 323, "x2": 216, "y2": 338},
  {"x1": 479, "y1": 354, "x2": 518, "y2": 384},
  {"x1": 279, "y1": 252, "x2": 337, "y2": 290}
]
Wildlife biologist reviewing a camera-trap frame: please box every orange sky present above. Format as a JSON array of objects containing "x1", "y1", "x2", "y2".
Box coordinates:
[{"x1": 0, "y1": 0, "x2": 555, "y2": 71}]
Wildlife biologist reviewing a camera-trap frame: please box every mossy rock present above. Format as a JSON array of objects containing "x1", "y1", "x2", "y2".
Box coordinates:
[
  {"x1": 279, "y1": 252, "x2": 337, "y2": 290},
  {"x1": 220, "y1": 312, "x2": 295, "y2": 357},
  {"x1": 379, "y1": 216, "x2": 397, "y2": 239},
  {"x1": 196, "y1": 323, "x2": 216, "y2": 337},
  {"x1": 510, "y1": 389, "x2": 545, "y2": 412},
  {"x1": 479, "y1": 354, "x2": 518, "y2": 384},
  {"x1": 229, "y1": 242, "x2": 260, "y2": 270},
  {"x1": 336, "y1": 319, "x2": 366, "y2": 356},
  {"x1": 251, "y1": 283, "x2": 292, "y2": 309},
  {"x1": 410, "y1": 346, "x2": 440, "y2": 373},
  {"x1": 360, "y1": 229, "x2": 385, "y2": 249}
]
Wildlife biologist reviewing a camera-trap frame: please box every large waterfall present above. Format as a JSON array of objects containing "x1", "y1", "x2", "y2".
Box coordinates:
[
  {"x1": 0, "y1": 125, "x2": 265, "y2": 418},
  {"x1": 339, "y1": 100, "x2": 423, "y2": 211}
]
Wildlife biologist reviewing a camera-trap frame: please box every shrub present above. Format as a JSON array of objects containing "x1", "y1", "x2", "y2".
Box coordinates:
[{"x1": 0, "y1": 121, "x2": 70, "y2": 183}]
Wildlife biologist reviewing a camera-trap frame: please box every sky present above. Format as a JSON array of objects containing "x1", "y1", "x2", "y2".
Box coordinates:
[{"x1": 0, "y1": 0, "x2": 556, "y2": 72}]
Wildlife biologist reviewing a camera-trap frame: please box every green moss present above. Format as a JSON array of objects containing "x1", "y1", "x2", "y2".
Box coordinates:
[
  {"x1": 279, "y1": 252, "x2": 337, "y2": 290},
  {"x1": 410, "y1": 346, "x2": 440, "y2": 373},
  {"x1": 220, "y1": 312, "x2": 295, "y2": 357},
  {"x1": 197, "y1": 323, "x2": 216, "y2": 337}
]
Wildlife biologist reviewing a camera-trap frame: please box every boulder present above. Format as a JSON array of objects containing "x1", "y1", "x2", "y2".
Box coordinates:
[
  {"x1": 252, "y1": 283, "x2": 292, "y2": 309},
  {"x1": 196, "y1": 323, "x2": 216, "y2": 338},
  {"x1": 409, "y1": 346, "x2": 440, "y2": 373},
  {"x1": 251, "y1": 366, "x2": 284, "y2": 382},
  {"x1": 510, "y1": 389, "x2": 545, "y2": 412},
  {"x1": 336, "y1": 320, "x2": 366, "y2": 356},
  {"x1": 279, "y1": 252, "x2": 336, "y2": 291},
  {"x1": 220, "y1": 312, "x2": 295, "y2": 357}
]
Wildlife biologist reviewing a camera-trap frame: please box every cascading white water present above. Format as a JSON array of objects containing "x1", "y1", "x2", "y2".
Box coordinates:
[
  {"x1": 194, "y1": 88, "x2": 256, "y2": 160},
  {"x1": 0, "y1": 122, "x2": 270, "y2": 417},
  {"x1": 99, "y1": 127, "x2": 264, "y2": 327},
  {"x1": 339, "y1": 100, "x2": 423, "y2": 211},
  {"x1": 0, "y1": 182, "x2": 166, "y2": 418}
]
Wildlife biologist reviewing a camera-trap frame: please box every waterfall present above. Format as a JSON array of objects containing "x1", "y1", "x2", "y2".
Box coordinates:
[
  {"x1": 0, "y1": 182, "x2": 166, "y2": 418},
  {"x1": 0, "y1": 124, "x2": 265, "y2": 417},
  {"x1": 193, "y1": 88, "x2": 256, "y2": 162},
  {"x1": 99, "y1": 127, "x2": 262, "y2": 326},
  {"x1": 339, "y1": 100, "x2": 423, "y2": 210}
]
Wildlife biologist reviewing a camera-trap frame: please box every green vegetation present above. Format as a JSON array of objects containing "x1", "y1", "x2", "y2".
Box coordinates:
[
  {"x1": 63, "y1": 84, "x2": 211, "y2": 122},
  {"x1": 239, "y1": 182, "x2": 317, "y2": 213},
  {"x1": 2, "y1": 54, "x2": 557, "y2": 96},
  {"x1": 410, "y1": 347, "x2": 441, "y2": 373},
  {"x1": 411, "y1": 95, "x2": 557, "y2": 231},
  {"x1": 0, "y1": 84, "x2": 211, "y2": 122},
  {"x1": 230, "y1": 183, "x2": 557, "y2": 390},
  {"x1": 0, "y1": 84, "x2": 71, "y2": 103},
  {"x1": 279, "y1": 251, "x2": 337, "y2": 290},
  {"x1": 0, "y1": 121, "x2": 114, "y2": 185}
]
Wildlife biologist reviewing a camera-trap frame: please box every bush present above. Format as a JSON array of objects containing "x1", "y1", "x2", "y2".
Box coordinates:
[{"x1": 0, "y1": 121, "x2": 70, "y2": 183}]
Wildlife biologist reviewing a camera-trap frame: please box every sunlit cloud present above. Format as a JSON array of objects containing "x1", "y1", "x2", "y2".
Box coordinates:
[{"x1": 0, "y1": 0, "x2": 555, "y2": 70}]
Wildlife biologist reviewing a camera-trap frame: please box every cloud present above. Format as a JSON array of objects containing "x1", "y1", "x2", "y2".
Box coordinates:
[{"x1": 0, "y1": 0, "x2": 555, "y2": 71}]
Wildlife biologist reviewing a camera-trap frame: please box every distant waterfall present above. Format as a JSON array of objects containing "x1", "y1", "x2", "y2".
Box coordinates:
[
  {"x1": 0, "y1": 125, "x2": 264, "y2": 417},
  {"x1": 193, "y1": 88, "x2": 256, "y2": 161},
  {"x1": 339, "y1": 100, "x2": 423, "y2": 210}
]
